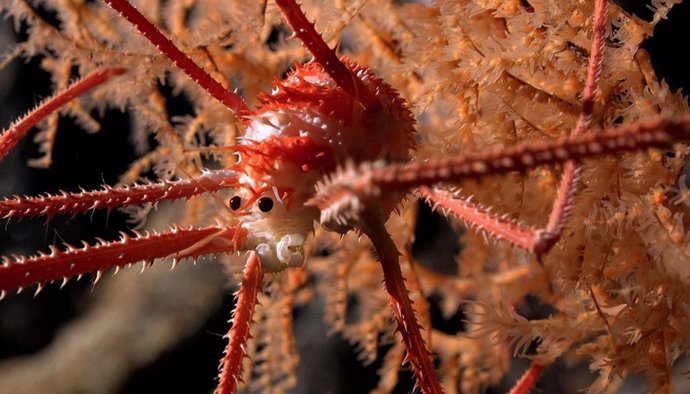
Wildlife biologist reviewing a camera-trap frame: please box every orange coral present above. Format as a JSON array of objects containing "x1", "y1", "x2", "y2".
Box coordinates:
[{"x1": 0, "y1": 1, "x2": 689, "y2": 393}]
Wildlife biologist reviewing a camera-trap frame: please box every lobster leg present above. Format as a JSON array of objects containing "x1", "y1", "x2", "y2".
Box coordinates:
[
  {"x1": 217, "y1": 251, "x2": 264, "y2": 394},
  {"x1": 0, "y1": 166, "x2": 244, "y2": 298},
  {"x1": 509, "y1": 362, "x2": 546, "y2": 394},
  {"x1": 310, "y1": 114, "x2": 690, "y2": 230},
  {"x1": 420, "y1": 3, "x2": 606, "y2": 392},
  {"x1": 0, "y1": 67, "x2": 126, "y2": 163},
  {"x1": 0, "y1": 224, "x2": 247, "y2": 297},
  {"x1": 537, "y1": 0, "x2": 608, "y2": 253},
  {"x1": 0, "y1": 169, "x2": 239, "y2": 221},
  {"x1": 363, "y1": 214, "x2": 443, "y2": 394},
  {"x1": 102, "y1": 0, "x2": 250, "y2": 116},
  {"x1": 274, "y1": 0, "x2": 380, "y2": 110},
  {"x1": 417, "y1": 0, "x2": 609, "y2": 257}
]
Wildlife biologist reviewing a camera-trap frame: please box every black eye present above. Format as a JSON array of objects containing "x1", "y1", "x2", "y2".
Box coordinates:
[
  {"x1": 257, "y1": 197, "x2": 274, "y2": 212},
  {"x1": 229, "y1": 196, "x2": 242, "y2": 210}
]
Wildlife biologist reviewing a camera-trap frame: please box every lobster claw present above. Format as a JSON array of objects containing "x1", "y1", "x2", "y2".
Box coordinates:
[{"x1": 253, "y1": 233, "x2": 306, "y2": 272}]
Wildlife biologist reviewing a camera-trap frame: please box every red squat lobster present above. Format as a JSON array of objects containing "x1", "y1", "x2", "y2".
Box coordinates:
[{"x1": 1, "y1": 0, "x2": 690, "y2": 393}]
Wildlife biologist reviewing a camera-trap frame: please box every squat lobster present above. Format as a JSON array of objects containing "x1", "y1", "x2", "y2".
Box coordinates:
[{"x1": 0, "y1": 0, "x2": 689, "y2": 393}]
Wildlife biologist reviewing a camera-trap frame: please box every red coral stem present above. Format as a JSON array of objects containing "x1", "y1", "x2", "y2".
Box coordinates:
[
  {"x1": 364, "y1": 216, "x2": 443, "y2": 394},
  {"x1": 0, "y1": 170, "x2": 239, "y2": 220},
  {"x1": 103, "y1": 0, "x2": 250, "y2": 116},
  {"x1": 0, "y1": 225, "x2": 247, "y2": 296},
  {"x1": 274, "y1": 0, "x2": 380, "y2": 111},
  {"x1": 216, "y1": 252, "x2": 264, "y2": 394},
  {"x1": 0, "y1": 67, "x2": 126, "y2": 163}
]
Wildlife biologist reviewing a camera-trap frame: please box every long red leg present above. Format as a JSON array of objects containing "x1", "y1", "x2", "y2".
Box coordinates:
[
  {"x1": 0, "y1": 224, "x2": 247, "y2": 297},
  {"x1": 310, "y1": 115, "x2": 690, "y2": 227},
  {"x1": 424, "y1": 3, "x2": 607, "y2": 391},
  {"x1": 274, "y1": 0, "x2": 380, "y2": 110},
  {"x1": 527, "y1": 0, "x2": 608, "y2": 253},
  {"x1": 217, "y1": 251, "x2": 264, "y2": 394},
  {"x1": 508, "y1": 362, "x2": 546, "y2": 394},
  {"x1": 0, "y1": 67, "x2": 126, "y2": 163},
  {"x1": 0, "y1": 169, "x2": 239, "y2": 220},
  {"x1": 418, "y1": 0, "x2": 608, "y2": 256},
  {"x1": 417, "y1": 186, "x2": 549, "y2": 253},
  {"x1": 102, "y1": 0, "x2": 250, "y2": 116},
  {"x1": 363, "y1": 214, "x2": 443, "y2": 394}
]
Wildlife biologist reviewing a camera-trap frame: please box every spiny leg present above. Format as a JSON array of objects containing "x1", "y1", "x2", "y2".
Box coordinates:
[
  {"x1": 274, "y1": 0, "x2": 380, "y2": 110},
  {"x1": 310, "y1": 115, "x2": 690, "y2": 394},
  {"x1": 102, "y1": 0, "x2": 250, "y2": 116},
  {"x1": 509, "y1": 362, "x2": 546, "y2": 394},
  {"x1": 0, "y1": 224, "x2": 247, "y2": 297},
  {"x1": 523, "y1": 0, "x2": 607, "y2": 254},
  {"x1": 0, "y1": 169, "x2": 239, "y2": 220},
  {"x1": 0, "y1": 168, "x2": 242, "y2": 295},
  {"x1": 0, "y1": 67, "x2": 126, "y2": 162},
  {"x1": 424, "y1": 1, "x2": 603, "y2": 390},
  {"x1": 310, "y1": 115, "x2": 690, "y2": 229},
  {"x1": 217, "y1": 251, "x2": 264, "y2": 394},
  {"x1": 420, "y1": 0, "x2": 608, "y2": 257},
  {"x1": 362, "y1": 213, "x2": 443, "y2": 394},
  {"x1": 416, "y1": 186, "x2": 543, "y2": 253}
]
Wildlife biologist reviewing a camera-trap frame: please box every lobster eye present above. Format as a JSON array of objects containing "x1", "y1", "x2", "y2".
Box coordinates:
[
  {"x1": 229, "y1": 196, "x2": 242, "y2": 210},
  {"x1": 257, "y1": 197, "x2": 274, "y2": 212}
]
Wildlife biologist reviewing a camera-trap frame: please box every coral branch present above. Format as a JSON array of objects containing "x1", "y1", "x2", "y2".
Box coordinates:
[
  {"x1": 0, "y1": 170, "x2": 239, "y2": 220},
  {"x1": 363, "y1": 215, "x2": 443, "y2": 394},
  {"x1": 274, "y1": 0, "x2": 380, "y2": 110},
  {"x1": 311, "y1": 115, "x2": 690, "y2": 226},
  {"x1": 508, "y1": 362, "x2": 546, "y2": 394},
  {"x1": 0, "y1": 68, "x2": 126, "y2": 163},
  {"x1": 217, "y1": 252, "x2": 264, "y2": 394},
  {"x1": 103, "y1": 0, "x2": 250, "y2": 116},
  {"x1": 0, "y1": 225, "x2": 247, "y2": 296}
]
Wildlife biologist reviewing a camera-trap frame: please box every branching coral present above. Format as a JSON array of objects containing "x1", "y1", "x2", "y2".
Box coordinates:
[{"x1": 0, "y1": 0, "x2": 689, "y2": 393}]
